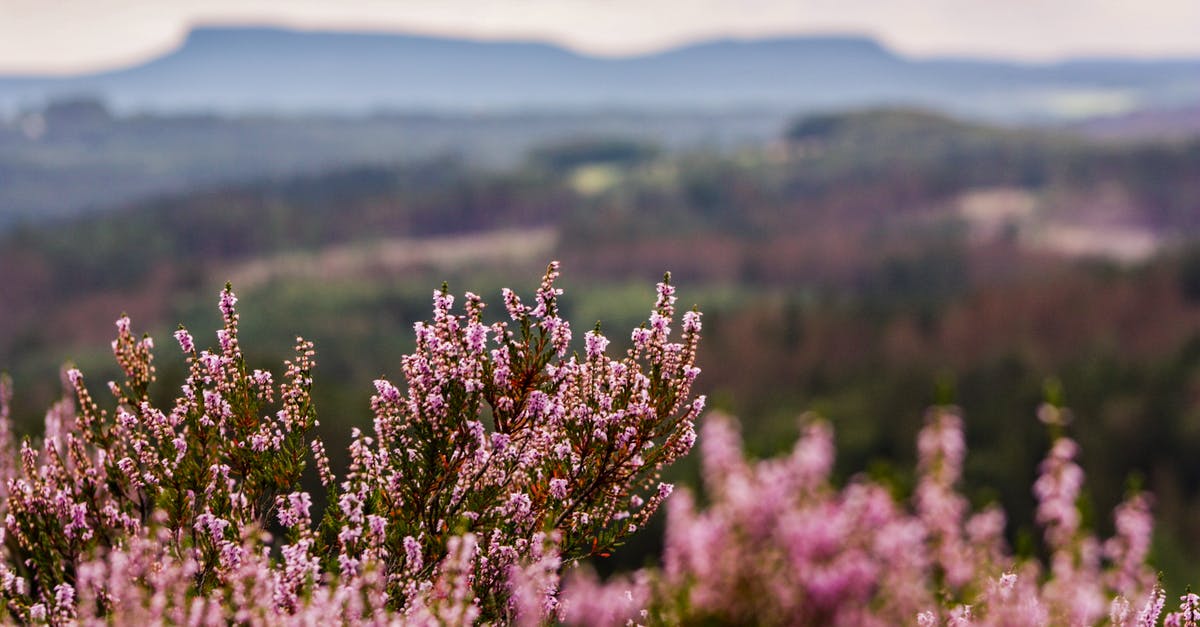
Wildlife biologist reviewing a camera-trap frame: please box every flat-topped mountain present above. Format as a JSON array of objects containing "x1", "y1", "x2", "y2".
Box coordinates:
[{"x1": 1, "y1": 27, "x2": 1196, "y2": 118}]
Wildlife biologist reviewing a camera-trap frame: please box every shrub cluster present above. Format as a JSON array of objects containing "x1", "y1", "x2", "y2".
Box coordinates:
[
  {"x1": 0, "y1": 263, "x2": 703, "y2": 624},
  {"x1": 0, "y1": 263, "x2": 1194, "y2": 626},
  {"x1": 560, "y1": 409, "x2": 1179, "y2": 626}
]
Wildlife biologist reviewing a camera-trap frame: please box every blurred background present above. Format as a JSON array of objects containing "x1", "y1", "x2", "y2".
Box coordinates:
[{"x1": 1, "y1": 0, "x2": 1199, "y2": 584}]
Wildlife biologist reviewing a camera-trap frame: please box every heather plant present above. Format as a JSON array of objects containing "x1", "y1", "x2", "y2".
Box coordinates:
[
  {"x1": 327, "y1": 262, "x2": 703, "y2": 619},
  {"x1": 0, "y1": 262, "x2": 705, "y2": 624},
  {"x1": 558, "y1": 407, "x2": 1178, "y2": 626},
  {"x1": 3, "y1": 260, "x2": 1198, "y2": 626}
]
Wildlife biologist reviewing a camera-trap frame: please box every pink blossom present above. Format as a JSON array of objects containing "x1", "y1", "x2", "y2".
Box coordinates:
[{"x1": 174, "y1": 328, "x2": 194, "y2": 353}]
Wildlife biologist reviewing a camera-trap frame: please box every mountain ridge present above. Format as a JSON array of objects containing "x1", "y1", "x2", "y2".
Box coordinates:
[{"x1": 0, "y1": 26, "x2": 1197, "y2": 119}]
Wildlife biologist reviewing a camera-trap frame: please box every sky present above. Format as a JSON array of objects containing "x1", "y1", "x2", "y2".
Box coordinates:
[{"x1": 2, "y1": 0, "x2": 1199, "y2": 75}]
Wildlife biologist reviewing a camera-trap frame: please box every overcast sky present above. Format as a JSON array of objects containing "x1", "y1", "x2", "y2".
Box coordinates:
[{"x1": 3, "y1": 0, "x2": 1199, "y2": 75}]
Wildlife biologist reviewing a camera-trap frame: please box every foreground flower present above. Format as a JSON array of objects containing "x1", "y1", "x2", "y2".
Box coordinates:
[
  {"x1": 0, "y1": 264, "x2": 704, "y2": 624},
  {"x1": 559, "y1": 407, "x2": 1161, "y2": 626}
]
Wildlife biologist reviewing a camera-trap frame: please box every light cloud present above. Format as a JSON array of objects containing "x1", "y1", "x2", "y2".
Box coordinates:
[{"x1": 2, "y1": 0, "x2": 1199, "y2": 75}]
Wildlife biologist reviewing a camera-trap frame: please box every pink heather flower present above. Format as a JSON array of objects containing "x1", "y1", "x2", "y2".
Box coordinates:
[
  {"x1": 1107, "y1": 493, "x2": 1155, "y2": 597},
  {"x1": 1140, "y1": 586, "x2": 1167, "y2": 626},
  {"x1": 509, "y1": 533, "x2": 565, "y2": 626},
  {"x1": 252, "y1": 369, "x2": 272, "y2": 388},
  {"x1": 202, "y1": 389, "x2": 231, "y2": 421},
  {"x1": 367, "y1": 515, "x2": 387, "y2": 541},
  {"x1": 584, "y1": 330, "x2": 610, "y2": 360},
  {"x1": 337, "y1": 552, "x2": 360, "y2": 578},
  {"x1": 679, "y1": 422, "x2": 698, "y2": 451},
  {"x1": 115, "y1": 315, "x2": 131, "y2": 334},
  {"x1": 66, "y1": 368, "x2": 83, "y2": 386},
  {"x1": 509, "y1": 492, "x2": 533, "y2": 521},
  {"x1": 549, "y1": 478, "x2": 569, "y2": 500},
  {"x1": 793, "y1": 420, "x2": 834, "y2": 488},
  {"x1": 216, "y1": 329, "x2": 234, "y2": 353},
  {"x1": 631, "y1": 327, "x2": 652, "y2": 350},
  {"x1": 917, "y1": 409, "x2": 966, "y2": 481},
  {"x1": 310, "y1": 438, "x2": 335, "y2": 487},
  {"x1": 464, "y1": 290, "x2": 484, "y2": 314},
  {"x1": 1034, "y1": 437, "x2": 1085, "y2": 550},
  {"x1": 117, "y1": 456, "x2": 137, "y2": 478},
  {"x1": 533, "y1": 261, "x2": 563, "y2": 318},
  {"x1": 434, "y1": 288, "x2": 454, "y2": 313},
  {"x1": 54, "y1": 582, "x2": 74, "y2": 609},
  {"x1": 403, "y1": 535, "x2": 423, "y2": 570},
  {"x1": 277, "y1": 505, "x2": 299, "y2": 529},
  {"x1": 655, "y1": 279, "x2": 676, "y2": 316},
  {"x1": 1173, "y1": 593, "x2": 1200, "y2": 626},
  {"x1": 1114, "y1": 596, "x2": 1133, "y2": 626},
  {"x1": 194, "y1": 513, "x2": 230, "y2": 543},
  {"x1": 373, "y1": 379, "x2": 402, "y2": 404},
  {"x1": 466, "y1": 322, "x2": 488, "y2": 354},
  {"x1": 648, "y1": 312, "x2": 670, "y2": 337},
  {"x1": 548, "y1": 317, "x2": 572, "y2": 356},
  {"x1": 491, "y1": 347, "x2": 513, "y2": 388},
  {"x1": 525, "y1": 391, "x2": 549, "y2": 420},
  {"x1": 425, "y1": 391, "x2": 446, "y2": 414},
  {"x1": 219, "y1": 287, "x2": 238, "y2": 319},
  {"x1": 560, "y1": 570, "x2": 650, "y2": 626},
  {"x1": 338, "y1": 524, "x2": 362, "y2": 547},
  {"x1": 116, "y1": 407, "x2": 137, "y2": 429},
  {"x1": 338, "y1": 492, "x2": 363, "y2": 524},
  {"x1": 278, "y1": 492, "x2": 313, "y2": 528},
  {"x1": 917, "y1": 611, "x2": 936, "y2": 626},
  {"x1": 199, "y1": 351, "x2": 223, "y2": 377},
  {"x1": 174, "y1": 328, "x2": 194, "y2": 353},
  {"x1": 290, "y1": 492, "x2": 312, "y2": 521},
  {"x1": 502, "y1": 288, "x2": 527, "y2": 320},
  {"x1": 966, "y1": 506, "x2": 1005, "y2": 545},
  {"x1": 65, "y1": 502, "x2": 92, "y2": 541},
  {"x1": 218, "y1": 540, "x2": 244, "y2": 571}
]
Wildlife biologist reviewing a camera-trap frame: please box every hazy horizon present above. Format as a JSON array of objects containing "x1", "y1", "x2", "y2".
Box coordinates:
[{"x1": 3, "y1": 0, "x2": 1200, "y2": 76}]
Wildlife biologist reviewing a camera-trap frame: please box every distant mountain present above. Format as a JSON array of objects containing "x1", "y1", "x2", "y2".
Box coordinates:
[{"x1": 1, "y1": 27, "x2": 1197, "y2": 119}]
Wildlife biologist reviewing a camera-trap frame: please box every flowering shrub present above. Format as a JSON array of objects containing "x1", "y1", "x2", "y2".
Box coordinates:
[
  {"x1": 0, "y1": 262, "x2": 705, "y2": 624},
  {"x1": 0, "y1": 260, "x2": 1195, "y2": 626},
  {"x1": 559, "y1": 406, "x2": 1189, "y2": 626}
]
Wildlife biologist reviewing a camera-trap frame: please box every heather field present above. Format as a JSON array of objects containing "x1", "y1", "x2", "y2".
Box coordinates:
[{"x1": 0, "y1": 266, "x2": 1194, "y2": 624}]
